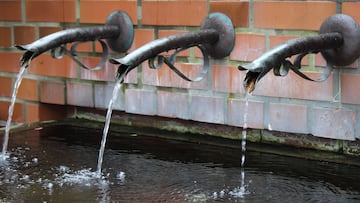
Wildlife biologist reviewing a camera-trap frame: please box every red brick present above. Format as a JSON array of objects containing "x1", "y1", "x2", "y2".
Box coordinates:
[
  {"x1": 25, "y1": 103, "x2": 67, "y2": 123},
  {"x1": 190, "y1": 95, "x2": 225, "y2": 124},
  {"x1": 0, "y1": 0, "x2": 22, "y2": 21},
  {"x1": 212, "y1": 65, "x2": 244, "y2": 93},
  {"x1": 26, "y1": 0, "x2": 76, "y2": 22},
  {"x1": 0, "y1": 101, "x2": 24, "y2": 123},
  {"x1": 71, "y1": 41, "x2": 93, "y2": 53},
  {"x1": 158, "y1": 30, "x2": 190, "y2": 57},
  {"x1": 310, "y1": 107, "x2": 356, "y2": 140},
  {"x1": 129, "y1": 29, "x2": 155, "y2": 51},
  {"x1": 0, "y1": 52, "x2": 23, "y2": 73},
  {"x1": 25, "y1": 103, "x2": 42, "y2": 123},
  {"x1": 17, "y1": 78, "x2": 38, "y2": 101},
  {"x1": 80, "y1": 0, "x2": 137, "y2": 24},
  {"x1": 269, "y1": 103, "x2": 308, "y2": 134},
  {"x1": 66, "y1": 82, "x2": 94, "y2": 107},
  {"x1": 14, "y1": 26, "x2": 36, "y2": 45},
  {"x1": 254, "y1": 1, "x2": 336, "y2": 30},
  {"x1": 39, "y1": 26, "x2": 63, "y2": 38},
  {"x1": 125, "y1": 89, "x2": 156, "y2": 116},
  {"x1": 0, "y1": 76, "x2": 13, "y2": 97},
  {"x1": 157, "y1": 90, "x2": 189, "y2": 120},
  {"x1": 28, "y1": 54, "x2": 78, "y2": 78},
  {"x1": 341, "y1": 73, "x2": 360, "y2": 105},
  {"x1": 141, "y1": 62, "x2": 157, "y2": 86},
  {"x1": 228, "y1": 98, "x2": 264, "y2": 129},
  {"x1": 0, "y1": 27, "x2": 11, "y2": 47},
  {"x1": 40, "y1": 80, "x2": 65, "y2": 105},
  {"x1": 342, "y1": 2, "x2": 360, "y2": 23},
  {"x1": 123, "y1": 29, "x2": 155, "y2": 57},
  {"x1": 314, "y1": 52, "x2": 327, "y2": 67},
  {"x1": 156, "y1": 63, "x2": 208, "y2": 89},
  {"x1": 210, "y1": 1, "x2": 249, "y2": 27},
  {"x1": 79, "y1": 57, "x2": 117, "y2": 82},
  {"x1": 142, "y1": 1, "x2": 207, "y2": 26},
  {"x1": 230, "y1": 33, "x2": 266, "y2": 62},
  {"x1": 94, "y1": 41, "x2": 104, "y2": 53},
  {"x1": 94, "y1": 83, "x2": 124, "y2": 110},
  {"x1": 253, "y1": 71, "x2": 334, "y2": 101}
]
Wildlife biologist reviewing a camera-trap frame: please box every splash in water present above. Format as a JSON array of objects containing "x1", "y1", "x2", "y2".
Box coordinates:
[
  {"x1": 1, "y1": 65, "x2": 27, "y2": 160},
  {"x1": 96, "y1": 79, "x2": 123, "y2": 177}
]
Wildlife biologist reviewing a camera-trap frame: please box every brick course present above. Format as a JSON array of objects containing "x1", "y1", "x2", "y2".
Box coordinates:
[
  {"x1": 26, "y1": 0, "x2": 76, "y2": 22},
  {"x1": 14, "y1": 26, "x2": 36, "y2": 45},
  {"x1": 0, "y1": 1, "x2": 22, "y2": 21},
  {"x1": 40, "y1": 81, "x2": 66, "y2": 105},
  {"x1": 254, "y1": 1, "x2": 336, "y2": 30},
  {"x1": 230, "y1": 33, "x2": 266, "y2": 62},
  {"x1": 190, "y1": 95, "x2": 225, "y2": 124},
  {"x1": 269, "y1": 103, "x2": 308, "y2": 134},
  {"x1": 0, "y1": 27, "x2": 12, "y2": 47},
  {"x1": 80, "y1": 0, "x2": 137, "y2": 24},
  {"x1": 310, "y1": 107, "x2": 356, "y2": 140},
  {"x1": 142, "y1": 1, "x2": 207, "y2": 26}
]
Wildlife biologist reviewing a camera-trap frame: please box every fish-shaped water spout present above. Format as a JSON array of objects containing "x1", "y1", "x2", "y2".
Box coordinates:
[{"x1": 239, "y1": 14, "x2": 360, "y2": 93}]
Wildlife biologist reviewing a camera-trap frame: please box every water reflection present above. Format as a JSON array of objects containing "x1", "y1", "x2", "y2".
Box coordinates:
[{"x1": 0, "y1": 125, "x2": 359, "y2": 202}]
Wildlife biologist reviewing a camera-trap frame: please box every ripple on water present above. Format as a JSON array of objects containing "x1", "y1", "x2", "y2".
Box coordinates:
[
  {"x1": 1, "y1": 127, "x2": 360, "y2": 202},
  {"x1": 54, "y1": 166, "x2": 110, "y2": 187},
  {"x1": 0, "y1": 148, "x2": 112, "y2": 192}
]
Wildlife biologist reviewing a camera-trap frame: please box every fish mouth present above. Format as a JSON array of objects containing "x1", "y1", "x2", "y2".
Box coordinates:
[
  {"x1": 239, "y1": 63, "x2": 271, "y2": 94},
  {"x1": 238, "y1": 64, "x2": 263, "y2": 94},
  {"x1": 243, "y1": 71, "x2": 260, "y2": 94}
]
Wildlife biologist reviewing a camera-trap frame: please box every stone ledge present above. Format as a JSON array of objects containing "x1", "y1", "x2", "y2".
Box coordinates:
[
  {"x1": 1, "y1": 108, "x2": 360, "y2": 166},
  {"x1": 71, "y1": 107, "x2": 360, "y2": 158}
]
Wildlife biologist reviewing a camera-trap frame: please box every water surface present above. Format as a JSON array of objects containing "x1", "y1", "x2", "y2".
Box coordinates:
[{"x1": 0, "y1": 125, "x2": 359, "y2": 202}]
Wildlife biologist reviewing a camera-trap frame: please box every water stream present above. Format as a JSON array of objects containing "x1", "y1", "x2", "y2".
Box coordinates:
[
  {"x1": 1, "y1": 65, "x2": 27, "y2": 160},
  {"x1": 229, "y1": 93, "x2": 250, "y2": 197},
  {"x1": 96, "y1": 80, "x2": 123, "y2": 177},
  {"x1": 240, "y1": 94, "x2": 249, "y2": 190},
  {"x1": 0, "y1": 59, "x2": 123, "y2": 180}
]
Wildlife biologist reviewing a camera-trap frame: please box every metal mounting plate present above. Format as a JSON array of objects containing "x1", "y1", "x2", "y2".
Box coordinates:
[
  {"x1": 105, "y1": 10, "x2": 134, "y2": 53},
  {"x1": 200, "y1": 12, "x2": 235, "y2": 59},
  {"x1": 320, "y1": 14, "x2": 360, "y2": 66}
]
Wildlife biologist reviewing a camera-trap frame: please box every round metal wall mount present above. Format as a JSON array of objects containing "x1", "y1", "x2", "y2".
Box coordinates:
[
  {"x1": 320, "y1": 14, "x2": 360, "y2": 66},
  {"x1": 105, "y1": 10, "x2": 134, "y2": 53},
  {"x1": 200, "y1": 12, "x2": 235, "y2": 59}
]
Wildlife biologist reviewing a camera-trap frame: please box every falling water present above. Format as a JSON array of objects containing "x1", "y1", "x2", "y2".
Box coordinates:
[
  {"x1": 240, "y1": 94, "x2": 249, "y2": 191},
  {"x1": 96, "y1": 80, "x2": 123, "y2": 177},
  {"x1": 1, "y1": 65, "x2": 27, "y2": 160},
  {"x1": 229, "y1": 93, "x2": 250, "y2": 197}
]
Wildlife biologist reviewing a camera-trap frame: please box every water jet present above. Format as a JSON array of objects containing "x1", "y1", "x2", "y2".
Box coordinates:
[{"x1": 3, "y1": 10, "x2": 134, "y2": 158}]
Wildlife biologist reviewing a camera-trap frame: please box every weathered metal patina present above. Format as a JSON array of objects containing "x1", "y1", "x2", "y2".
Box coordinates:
[
  {"x1": 110, "y1": 12, "x2": 235, "y2": 82},
  {"x1": 239, "y1": 14, "x2": 360, "y2": 93},
  {"x1": 16, "y1": 10, "x2": 134, "y2": 70}
]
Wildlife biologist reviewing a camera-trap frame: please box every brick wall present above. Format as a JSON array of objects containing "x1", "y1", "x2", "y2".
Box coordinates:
[{"x1": 0, "y1": 1, "x2": 359, "y2": 140}]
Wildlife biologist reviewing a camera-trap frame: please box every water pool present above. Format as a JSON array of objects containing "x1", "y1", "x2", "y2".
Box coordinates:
[{"x1": 0, "y1": 125, "x2": 359, "y2": 202}]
